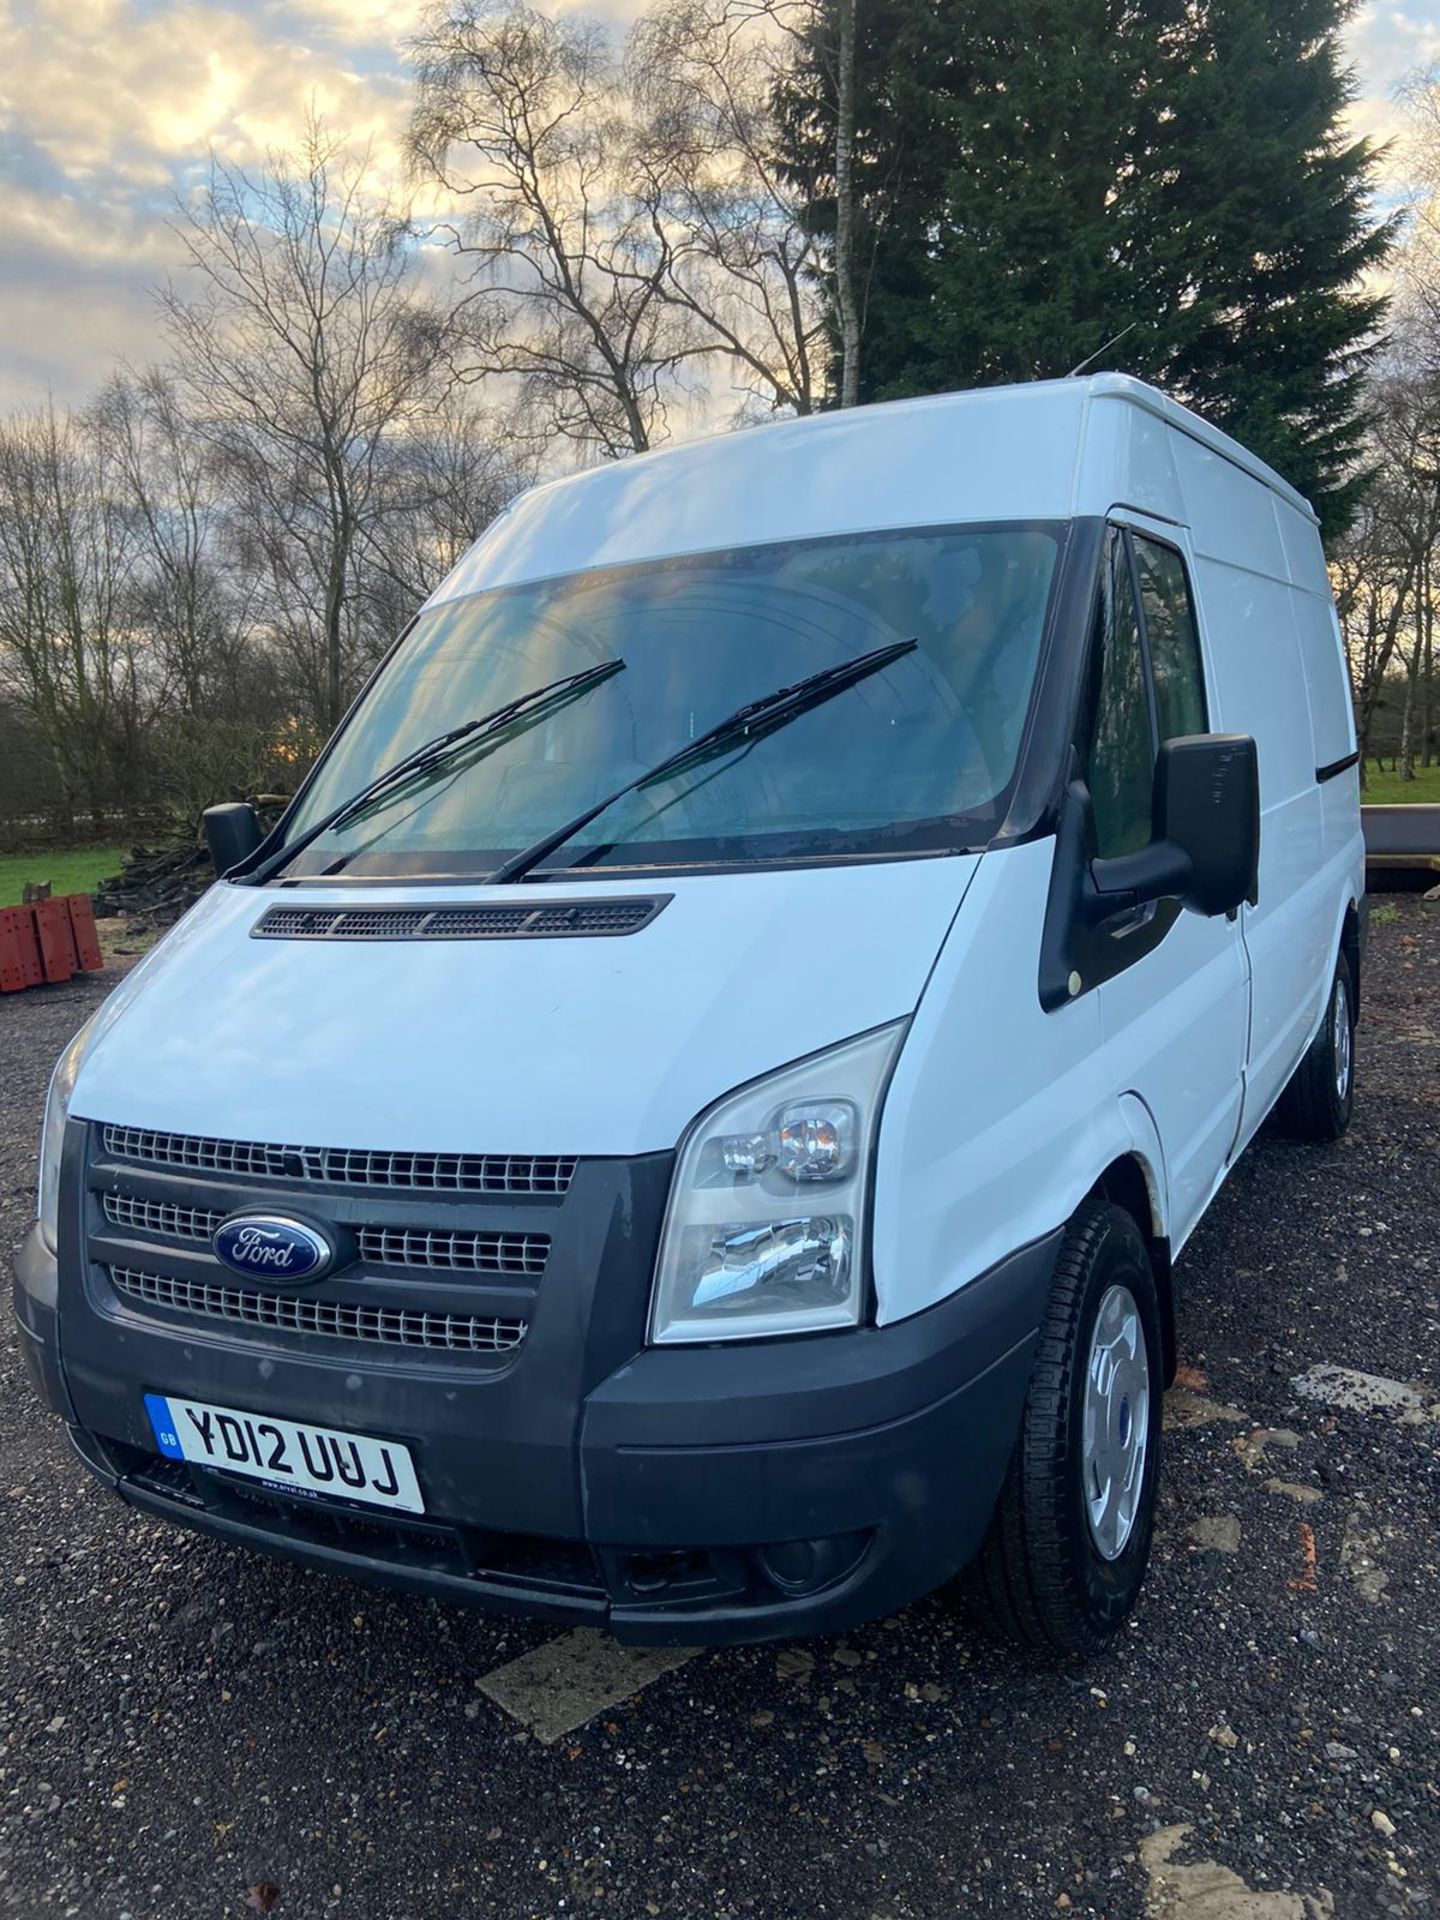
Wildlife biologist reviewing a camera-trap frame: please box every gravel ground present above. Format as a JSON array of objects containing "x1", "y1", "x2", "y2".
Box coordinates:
[{"x1": 1, "y1": 898, "x2": 1436, "y2": 1920}]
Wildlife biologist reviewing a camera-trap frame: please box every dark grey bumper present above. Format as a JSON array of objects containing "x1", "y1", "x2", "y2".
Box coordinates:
[
  {"x1": 16, "y1": 1193, "x2": 1058, "y2": 1644},
  {"x1": 12, "y1": 1224, "x2": 76, "y2": 1423}
]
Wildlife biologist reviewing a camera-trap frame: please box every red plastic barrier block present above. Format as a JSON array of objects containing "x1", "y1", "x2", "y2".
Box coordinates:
[
  {"x1": 31, "y1": 898, "x2": 76, "y2": 983},
  {"x1": 0, "y1": 922, "x2": 21, "y2": 993},
  {"x1": 14, "y1": 907, "x2": 44, "y2": 986},
  {"x1": 49, "y1": 896, "x2": 81, "y2": 973},
  {"x1": 0, "y1": 906, "x2": 44, "y2": 991},
  {"x1": 64, "y1": 893, "x2": 104, "y2": 971}
]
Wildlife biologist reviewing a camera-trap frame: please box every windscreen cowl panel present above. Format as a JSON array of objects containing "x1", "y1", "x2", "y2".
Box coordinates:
[{"x1": 250, "y1": 898, "x2": 670, "y2": 942}]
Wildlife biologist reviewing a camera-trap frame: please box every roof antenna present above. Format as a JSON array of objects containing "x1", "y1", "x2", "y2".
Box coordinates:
[{"x1": 1067, "y1": 322, "x2": 1137, "y2": 379}]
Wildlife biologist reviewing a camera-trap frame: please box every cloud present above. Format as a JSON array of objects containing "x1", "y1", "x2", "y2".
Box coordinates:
[
  {"x1": 0, "y1": 131, "x2": 177, "y2": 408},
  {"x1": 0, "y1": 0, "x2": 1425, "y2": 410},
  {"x1": 1345, "y1": 4, "x2": 1440, "y2": 154},
  {"x1": 0, "y1": 231, "x2": 166, "y2": 413},
  {"x1": 4, "y1": 0, "x2": 416, "y2": 180},
  {"x1": 0, "y1": 0, "x2": 443, "y2": 405}
]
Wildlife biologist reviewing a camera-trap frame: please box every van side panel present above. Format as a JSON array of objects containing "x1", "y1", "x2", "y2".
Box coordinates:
[
  {"x1": 872, "y1": 838, "x2": 1144, "y2": 1323},
  {"x1": 1274, "y1": 494, "x2": 1336, "y2": 598},
  {"x1": 1278, "y1": 506, "x2": 1365, "y2": 1031},
  {"x1": 1279, "y1": 507, "x2": 1356, "y2": 768},
  {"x1": 1168, "y1": 434, "x2": 1330, "y2": 1126}
]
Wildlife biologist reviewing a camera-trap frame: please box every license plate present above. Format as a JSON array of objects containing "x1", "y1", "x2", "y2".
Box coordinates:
[{"x1": 143, "y1": 1393, "x2": 424, "y2": 1514}]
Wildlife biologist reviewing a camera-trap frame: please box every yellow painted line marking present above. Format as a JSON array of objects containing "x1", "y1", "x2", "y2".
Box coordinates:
[{"x1": 477, "y1": 1629, "x2": 699, "y2": 1744}]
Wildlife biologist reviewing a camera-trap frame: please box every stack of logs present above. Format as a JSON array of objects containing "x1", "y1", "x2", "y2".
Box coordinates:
[
  {"x1": 93, "y1": 841, "x2": 214, "y2": 926},
  {"x1": 0, "y1": 892, "x2": 105, "y2": 993}
]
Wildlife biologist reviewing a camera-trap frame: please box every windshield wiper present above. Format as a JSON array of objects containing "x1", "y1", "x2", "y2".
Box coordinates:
[
  {"x1": 246, "y1": 657, "x2": 626, "y2": 886},
  {"x1": 488, "y1": 637, "x2": 918, "y2": 886}
]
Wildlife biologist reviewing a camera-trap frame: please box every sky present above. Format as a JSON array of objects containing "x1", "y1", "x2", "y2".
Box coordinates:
[{"x1": 0, "y1": 0, "x2": 1436, "y2": 414}]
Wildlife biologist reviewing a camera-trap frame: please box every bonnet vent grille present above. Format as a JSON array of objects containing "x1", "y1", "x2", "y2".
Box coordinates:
[{"x1": 252, "y1": 898, "x2": 668, "y2": 941}]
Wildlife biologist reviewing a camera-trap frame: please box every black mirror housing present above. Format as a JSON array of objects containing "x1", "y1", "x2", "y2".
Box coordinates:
[
  {"x1": 1154, "y1": 733, "x2": 1259, "y2": 916},
  {"x1": 1089, "y1": 733, "x2": 1259, "y2": 921},
  {"x1": 203, "y1": 802, "x2": 264, "y2": 876},
  {"x1": 1041, "y1": 734, "x2": 1261, "y2": 1011}
]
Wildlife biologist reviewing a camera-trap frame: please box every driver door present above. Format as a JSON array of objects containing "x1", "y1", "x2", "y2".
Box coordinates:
[{"x1": 1084, "y1": 517, "x2": 1251, "y2": 1249}]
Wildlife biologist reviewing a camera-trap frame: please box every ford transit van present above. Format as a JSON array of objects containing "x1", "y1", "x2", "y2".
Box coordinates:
[{"x1": 14, "y1": 375, "x2": 1364, "y2": 1650}]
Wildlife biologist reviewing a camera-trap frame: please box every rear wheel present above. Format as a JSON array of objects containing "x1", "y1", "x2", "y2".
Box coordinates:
[
  {"x1": 1276, "y1": 950, "x2": 1355, "y2": 1141},
  {"x1": 970, "y1": 1199, "x2": 1163, "y2": 1653}
]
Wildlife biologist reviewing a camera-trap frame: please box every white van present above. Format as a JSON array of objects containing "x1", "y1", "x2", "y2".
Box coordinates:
[{"x1": 15, "y1": 375, "x2": 1363, "y2": 1650}]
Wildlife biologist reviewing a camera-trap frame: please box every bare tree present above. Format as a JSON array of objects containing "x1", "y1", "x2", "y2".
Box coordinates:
[
  {"x1": 0, "y1": 130, "x2": 539, "y2": 846},
  {"x1": 409, "y1": 0, "x2": 714, "y2": 458},
  {"x1": 0, "y1": 402, "x2": 138, "y2": 830},
  {"x1": 1332, "y1": 71, "x2": 1440, "y2": 781},
  {"x1": 98, "y1": 371, "x2": 249, "y2": 717},
  {"x1": 98, "y1": 370, "x2": 298, "y2": 816},
  {"x1": 160, "y1": 121, "x2": 442, "y2": 730},
  {"x1": 729, "y1": 0, "x2": 863, "y2": 409},
  {"x1": 363, "y1": 388, "x2": 538, "y2": 614},
  {"x1": 1402, "y1": 67, "x2": 1440, "y2": 356},
  {"x1": 627, "y1": 0, "x2": 826, "y2": 419},
  {"x1": 1333, "y1": 366, "x2": 1440, "y2": 781}
]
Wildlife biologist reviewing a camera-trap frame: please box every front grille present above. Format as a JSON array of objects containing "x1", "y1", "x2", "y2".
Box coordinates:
[
  {"x1": 108, "y1": 1267, "x2": 528, "y2": 1355},
  {"x1": 103, "y1": 1191, "x2": 214, "y2": 1242},
  {"x1": 101, "y1": 1192, "x2": 549, "y2": 1277},
  {"x1": 355, "y1": 1226, "x2": 547, "y2": 1276},
  {"x1": 252, "y1": 897, "x2": 666, "y2": 941},
  {"x1": 100, "y1": 1125, "x2": 576, "y2": 1197}
]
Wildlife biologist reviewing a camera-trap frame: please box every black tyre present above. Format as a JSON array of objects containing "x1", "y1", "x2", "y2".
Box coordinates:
[
  {"x1": 971, "y1": 1200, "x2": 1163, "y2": 1653},
  {"x1": 1275, "y1": 951, "x2": 1355, "y2": 1141}
]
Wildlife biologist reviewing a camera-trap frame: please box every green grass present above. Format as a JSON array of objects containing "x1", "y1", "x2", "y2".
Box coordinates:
[
  {"x1": 1362, "y1": 762, "x2": 1440, "y2": 805},
  {"x1": 0, "y1": 846, "x2": 125, "y2": 908}
]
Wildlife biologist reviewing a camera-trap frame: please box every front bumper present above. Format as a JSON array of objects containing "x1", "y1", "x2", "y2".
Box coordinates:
[{"x1": 15, "y1": 1165, "x2": 1057, "y2": 1644}]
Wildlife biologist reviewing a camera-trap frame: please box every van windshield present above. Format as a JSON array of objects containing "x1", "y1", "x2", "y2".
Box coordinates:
[{"x1": 280, "y1": 522, "x2": 1061, "y2": 880}]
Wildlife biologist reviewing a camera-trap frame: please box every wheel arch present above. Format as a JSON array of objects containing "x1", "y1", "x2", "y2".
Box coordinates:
[
  {"x1": 1088, "y1": 1146, "x2": 1176, "y2": 1388},
  {"x1": 1341, "y1": 897, "x2": 1362, "y2": 1016}
]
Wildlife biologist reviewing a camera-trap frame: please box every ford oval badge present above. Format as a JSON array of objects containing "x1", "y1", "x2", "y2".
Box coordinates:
[{"x1": 213, "y1": 1214, "x2": 332, "y2": 1282}]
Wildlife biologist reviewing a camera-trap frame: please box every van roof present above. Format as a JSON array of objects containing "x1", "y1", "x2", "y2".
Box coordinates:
[
  {"x1": 428, "y1": 373, "x2": 1316, "y2": 607},
  {"x1": 1080, "y1": 373, "x2": 1314, "y2": 519},
  {"x1": 533, "y1": 374, "x2": 1314, "y2": 520}
]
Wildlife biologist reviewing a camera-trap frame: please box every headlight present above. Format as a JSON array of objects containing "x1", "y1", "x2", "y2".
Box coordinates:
[
  {"x1": 38, "y1": 1015, "x2": 96, "y2": 1253},
  {"x1": 649, "y1": 1021, "x2": 907, "y2": 1344}
]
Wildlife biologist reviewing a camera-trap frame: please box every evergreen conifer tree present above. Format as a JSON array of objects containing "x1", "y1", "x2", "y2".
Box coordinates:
[{"x1": 778, "y1": 0, "x2": 1393, "y2": 531}]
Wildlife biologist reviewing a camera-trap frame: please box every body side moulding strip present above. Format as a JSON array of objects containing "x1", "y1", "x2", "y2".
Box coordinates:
[{"x1": 1315, "y1": 751, "x2": 1360, "y2": 784}]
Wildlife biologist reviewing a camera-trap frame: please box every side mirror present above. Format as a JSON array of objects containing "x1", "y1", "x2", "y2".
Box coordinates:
[
  {"x1": 1092, "y1": 734, "x2": 1259, "y2": 919},
  {"x1": 1155, "y1": 733, "x2": 1259, "y2": 915},
  {"x1": 203, "y1": 802, "x2": 264, "y2": 876}
]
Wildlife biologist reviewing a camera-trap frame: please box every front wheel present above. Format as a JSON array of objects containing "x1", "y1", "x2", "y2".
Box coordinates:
[
  {"x1": 1275, "y1": 951, "x2": 1355, "y2": 1141},
  {"x1": 970, "y1": 1200, "x2": 1163, "y2": 1653}
]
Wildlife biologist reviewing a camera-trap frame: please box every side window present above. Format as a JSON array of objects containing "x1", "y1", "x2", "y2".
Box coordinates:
[
  {"x1": 1133, "y1": 535, "x2": 1208, "y2": 740},
  {"x1": 1084, "y1": 534, "x2": 1154, "y2": 858}
]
